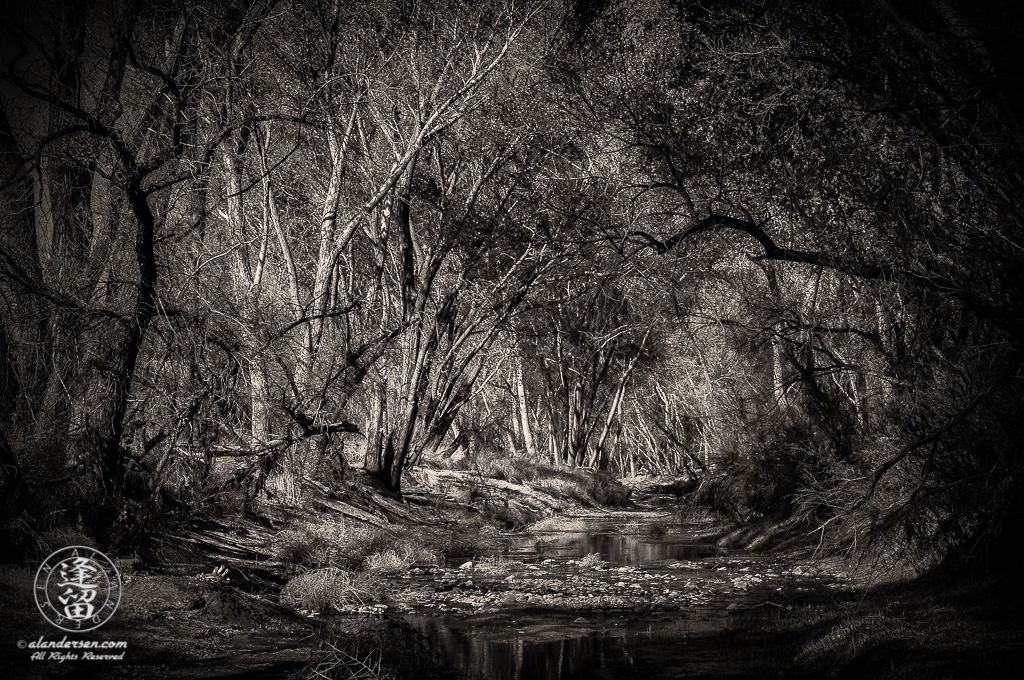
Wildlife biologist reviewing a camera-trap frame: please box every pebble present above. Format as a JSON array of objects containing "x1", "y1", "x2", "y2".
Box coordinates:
[{"x1": 359, "y1": 546, "x2": 852, "y2": 620}]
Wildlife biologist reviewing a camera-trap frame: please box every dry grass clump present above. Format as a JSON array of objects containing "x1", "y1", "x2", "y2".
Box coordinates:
[
  {"x1": 471, "y1": 457, "x2": 631, "y2": 509},
  {"x1": 466, "y1": 456, "x2": 558, "y2": 486},
  {"x1": 280, "y1": 567, "x2": 386, "y2": 612},
  {"x1": 275, "y1": 521, "x2": 437, "y2": 571},
  {"x1": 364, "y1": 549, "x2": 415, "y2": 575},
  {"x1": 526, "y1": 468, "x2": 632, "y2": 507},
  {"x1": 274, "y1": 520, "x2": 350, "y2": 567},
  {"x1": 532, "y1": 475, "x2": 591, "y2": 505},
  {"x1": 477, "y1": 457, "x2": 521, "y2": 483},
  {"x1": 345, "y1": 528, "x2": 405, "y2": 565},
  {"x1": 578, "y1": 552, "x2": 605, "y2": 569}
]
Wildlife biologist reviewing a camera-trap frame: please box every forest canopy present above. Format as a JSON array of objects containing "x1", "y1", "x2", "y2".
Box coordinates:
[{"x1": 1, "y1": 0, "x2": 1022, "y2": 573}]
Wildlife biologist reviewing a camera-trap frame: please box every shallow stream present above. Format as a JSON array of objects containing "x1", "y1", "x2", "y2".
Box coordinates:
[{"x1": 320, "y1": 514, "x2": 851, "y2": 679}]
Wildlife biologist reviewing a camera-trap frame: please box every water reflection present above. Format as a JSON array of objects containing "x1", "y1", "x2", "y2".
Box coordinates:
[
  {"x1": 400, "y1": 521, "x2": 809, "y2": 679},
  {"x1": 404, "y1": 612, "x2": 801, "y2": 680},
  {"x1": 505, "y1": 530, "x2": 720, "y2": 565}
]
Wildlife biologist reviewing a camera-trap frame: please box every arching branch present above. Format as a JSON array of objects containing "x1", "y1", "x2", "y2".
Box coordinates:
[{"x1": 631, "y1": 213, "x2": 1020, "y2": 341}]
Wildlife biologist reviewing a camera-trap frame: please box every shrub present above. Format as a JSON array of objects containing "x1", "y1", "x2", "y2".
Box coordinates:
[
  {"x1": 742, "y1": 447, "x2": 801, "y2": 518},
  {"x1": 274, "y1": 521, "x2": 436, "y2": 571},
  {"x1": 647, "y1": 521, "x2": 668, "y2": 537},
  {"x1": 484, "y1": 500, "x2": 542, "y2": 530},
  {"x1": 578, "y1": 552, "x2": 605, "y2": 569},
  {"x1": 34, "y1": 526, "x2": 96, "y2": 558},
  {"x1": 280, "y1": 567, "x2": 385, "y2": 611},
  {"x1": 683, "y1": 431, "x2": 811, "y2": 521},
  {"x1": 684, "y1": 474, "x2": 743, "y2": 520}
]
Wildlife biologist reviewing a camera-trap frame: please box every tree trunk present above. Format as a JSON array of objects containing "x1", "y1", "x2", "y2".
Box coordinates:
[
  {"x1": 514, "y1": 351, "x2": 538, "y2": 458},
  {"x1": 363, "y1": 381, "x2": 385, "y2": 473}
]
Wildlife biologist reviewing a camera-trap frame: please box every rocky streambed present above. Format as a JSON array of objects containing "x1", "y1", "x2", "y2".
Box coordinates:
[
  {"x1": 306, "y1": 515, "x2": 857, "y2": 679},
  {"x1": 355, "y1": 555, "x2": 851, "y2": 617}
]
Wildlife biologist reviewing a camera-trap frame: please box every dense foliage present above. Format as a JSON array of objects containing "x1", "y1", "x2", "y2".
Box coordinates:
[{"x1": 1, "y1": 0, "x2": 1021, "y2": 571}]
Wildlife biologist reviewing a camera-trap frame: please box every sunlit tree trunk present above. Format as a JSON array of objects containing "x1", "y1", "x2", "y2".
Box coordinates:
[{"x1": 513, "y1": 350, "x2": 538, "y2": 458}]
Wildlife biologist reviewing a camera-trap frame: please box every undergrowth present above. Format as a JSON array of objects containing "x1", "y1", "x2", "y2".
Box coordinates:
[
  {"x1": 280, "y1": 567, "x2": 387, "y2": 611},
  {"x1": 364, "y1": 549, "x2": 415, "y2": 575},
  {"x1": 274, "y1": 521, "x2": 437, "y2": 570},
  {"x1": 415, "y1": 509, "x2": 502, "y2": 557}
]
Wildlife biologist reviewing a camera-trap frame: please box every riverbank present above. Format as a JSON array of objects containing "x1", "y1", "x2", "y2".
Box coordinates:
[
  {"x1": 1, "y1": 470, "x2": 1020, "y2": 678},
  {"x1": 0, "y1": 518, "x2": 852, "y2": 679}
]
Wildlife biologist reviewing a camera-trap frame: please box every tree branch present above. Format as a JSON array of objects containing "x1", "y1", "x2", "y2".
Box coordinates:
[{"x1": 631, "y1": 213, "x2": 1020, "y2": 340}]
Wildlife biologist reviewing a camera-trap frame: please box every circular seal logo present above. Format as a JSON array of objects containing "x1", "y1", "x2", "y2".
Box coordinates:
[{"x1": 34, "y1": 546, "x2": 122, "y2": 632}]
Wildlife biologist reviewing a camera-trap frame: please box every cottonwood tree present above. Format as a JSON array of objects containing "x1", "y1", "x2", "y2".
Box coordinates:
[
  {"x1": 123, "y1": 0, "x2": 551, "y2": 501},
  {"x1": 353, "y1": 3, "x2": 558, "y2": 491},
  {"x1": 516, "y1": 267, "x2": 652, "y2": 470}
]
